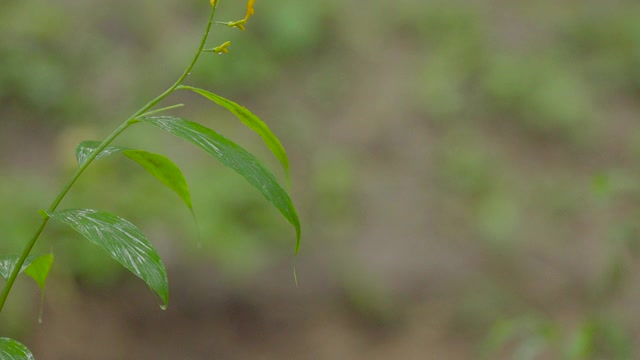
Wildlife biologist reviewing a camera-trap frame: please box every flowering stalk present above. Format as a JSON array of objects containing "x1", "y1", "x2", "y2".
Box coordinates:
[
  {"x1": 0, "y1": 3, "x2": 219, "y2": 313},
  {"x1": 0, "y1": 1, "x2": 302, "y2": 358}
]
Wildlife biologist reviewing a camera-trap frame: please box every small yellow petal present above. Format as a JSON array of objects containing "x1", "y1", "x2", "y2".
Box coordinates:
[{"x1": 245, "y1": 0, "x2": 255, "y2": 21}]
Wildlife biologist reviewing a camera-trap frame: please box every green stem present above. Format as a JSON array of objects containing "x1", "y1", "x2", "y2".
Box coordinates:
[
  {"x1": 131, "y1": 5, "x2": 217, "y2": 120},
  {"x1": 0, "y1": 5, "x2": 218, "y2": 313}
]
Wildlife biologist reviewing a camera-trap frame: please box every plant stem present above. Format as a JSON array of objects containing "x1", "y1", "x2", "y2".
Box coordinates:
[
  {"x1": 131, "y1": 5, "x2": 217, "y2": 120},
  {"x1": 0, "y1": 5, "x2": 218, "y2": 312}
]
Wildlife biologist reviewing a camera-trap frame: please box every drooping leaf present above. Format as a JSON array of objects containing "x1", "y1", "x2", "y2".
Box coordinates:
[
  {"x1": 177, "y1": 85, "x2": 290, "y2": 181},
  {"x1": 75, "y1": 140, "x2": 130, "y2": 165},
  {"x1": 122, "y1": 150, "x2": 193, "y2": 210},
  {"x1": 24, "y1": 254, "x2": 54, "y2": 290},
  {"x1": 75, "y1": 142, "x2": 193, "y2": 211},
  {"x1": 25, "y1": 254, "x2": 54, "y2": 324},
  {"x1": 0, "y1": 255, "x2": 38, "y2": 279},
  {"x1": 0, "y1": 338, "x2": 34, "y2": 360},
  {"x1": 139, "y1": 116, "x2": 301, "y2": 253},
  {"x1": 46, "y1": 209, "x2": 169, "y2": 307}
]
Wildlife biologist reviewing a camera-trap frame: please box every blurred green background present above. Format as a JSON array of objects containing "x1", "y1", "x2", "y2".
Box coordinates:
[{"x1": 2, "y1": 0, "x2": 640, "y2": 358}]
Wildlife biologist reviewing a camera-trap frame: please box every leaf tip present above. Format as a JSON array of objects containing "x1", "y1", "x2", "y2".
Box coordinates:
[{"x1": 294, "y1": 228, "x2": 301, "y2": 255}]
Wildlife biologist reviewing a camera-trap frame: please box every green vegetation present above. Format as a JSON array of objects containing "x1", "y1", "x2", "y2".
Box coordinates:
[
  {"x1": 2, "y1": 0, "x2": 640, "y2": 358},
  {"x1": 0, "y1": 1, "x2": 299, "y2": 357}
]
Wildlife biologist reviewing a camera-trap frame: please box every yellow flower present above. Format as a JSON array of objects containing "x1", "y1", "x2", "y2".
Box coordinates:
[
  {"x1": 226, "y1": 0, "x2": 256, "y2": 31},
  {"x1": 245, "y1": 0, "x2": 255, "y2": 21},
  {"x1": 210, "y1": 0, "x2": 216, "y2": 6}
]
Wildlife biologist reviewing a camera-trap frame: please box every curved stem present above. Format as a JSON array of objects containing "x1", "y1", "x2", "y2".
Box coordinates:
[
  {"x1": 131, "y1": 5, "x2": 217, "y2": 120},
  {"x1": 0, "y1": 5, "x2": 218, "y2": 312}
]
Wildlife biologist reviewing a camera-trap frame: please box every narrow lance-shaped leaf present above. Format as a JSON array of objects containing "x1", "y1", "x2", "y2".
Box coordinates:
[
  {"x1": 0, "y1": 338, "x2": 34, "y2": 360},
  {"x1": 122, "y1": 150, "x2": 193, "y2": 210},
  {"x1": 138, "y1": 116, "x2": 301, "y2": 253},
  {"x1": 75, "y1": 140, "x2": 130, "y2": 165},
  {"x1": 75, "y1": 142, "x2": 193, "y2": 212},
  {"x1": 0, "y1": 255, "x2": 39, "y2": 279},
  {"x1": 177, "y1": 85, "x2": 290, "y2": 182},
  {"x1": 46, "y1": 209, "x2": 169, "y2": 307}
]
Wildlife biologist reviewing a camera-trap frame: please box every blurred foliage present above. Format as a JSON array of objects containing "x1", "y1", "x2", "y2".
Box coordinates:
[{"x1": 3, "y1": 0, "x2": 640, "y2": 357}]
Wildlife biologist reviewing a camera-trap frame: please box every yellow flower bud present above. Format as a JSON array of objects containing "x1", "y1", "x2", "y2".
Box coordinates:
[
  {"x1": 203, "y1": 41, "x2": 231, "y2": 54},
  {"x1": 213, "y1": 41, "x2": 231, "y2": 54}
]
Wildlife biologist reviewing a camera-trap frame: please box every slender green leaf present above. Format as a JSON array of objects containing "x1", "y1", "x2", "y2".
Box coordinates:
[
  {"x1": 0, "y1": 338, "x2": 34, "y2": 360},
  {"x1": 75, "y1": 140, "x2": 130, "y2": 165},
  {"x1": 122, "y1": 150, "x2": 193, "y2": 210},
  {"x1": 177, "y1": 85, "x2": 290, "y2": 180},
  {"x1": 0, "y1": 256, "x2": 38, "y2": 279},
  {"x1": 75, "y1": 142, "x2": 193, "y2": 211},
  {"x1": 139, "y1": 103, "x2": 185, "y2": 117},
  {"x1": 24, "y1": 254, "x2": 54, "y2": 290},
  {"x1": 139, "y1": 116, "x2": 301, "y2": 252},
  {"x1": 47, "y1": 209, "x2": 169, "y2": 307}
]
